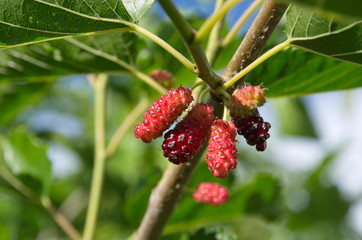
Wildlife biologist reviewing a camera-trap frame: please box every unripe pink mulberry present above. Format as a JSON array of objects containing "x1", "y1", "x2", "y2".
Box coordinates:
[
  {"x1": 228, "y1": 85, "x2": 266, "y2": 117},
  {"x1": 192, "y1": 182, "x2": 228, "y2": 206},
  {"x1": 206, "y1": 120, "x2": 238, "y2": 178},
  {"x1": 162, "y1": 103, "x2": 213, "y2": 164},
  {"x1": 134, "y1": 87, "x2": 193, "y2": 143},
  {"x1": 150, "y1": 69, "x2": 175, "y2": 89}
]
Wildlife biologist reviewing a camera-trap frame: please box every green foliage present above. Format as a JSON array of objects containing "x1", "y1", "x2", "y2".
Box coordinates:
[
  {"x1": 285, "y1": 6, "x2": 362, "y2": 65},
  {"x1": 282, "y1": 0, "x2": 362, "y2": 18},
  {"x1": 0, "y1": 0, "x2": 135, "y2": 48},
  {"x1": 248, "y1": 48, "x2": 362, "y2": 97},
  {"x1": 0, "y1": 82, "x2": 53, "y2": 126},
  {"x1": 0, "y1": 32, "x2": 142, "y2": 81},
  {"x1": 0, "y1": 127, "x2": 52, "y2": 195}
]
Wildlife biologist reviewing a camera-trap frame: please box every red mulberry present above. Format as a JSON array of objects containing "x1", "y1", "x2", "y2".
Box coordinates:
[
  {"x1": 192, "y1": 182, "x2": 228, "y2": 206},
  {"x1": 162, "y1": 103, "x2": 213, "y2": 164},
  {"x1": 134, "y1": 87, "x2": 193, "y2": 143},
  {"x1": 206, "y1": 120, "x2": 238, "y2": 178}
]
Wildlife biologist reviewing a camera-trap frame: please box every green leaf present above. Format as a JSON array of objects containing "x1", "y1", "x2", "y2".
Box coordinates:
[
  {"x1": 273, "y1": 98, "x2": 317, "y2": 137},
  {"x1": 0, "y1": 82, "x2": 53, "y2": 126},
  {"x1": 247, "y1": 48, "x2": 362, "y2": 97},
  {"x1": 281, "y1": 0, "x2": 362, "y2": 19},
  {"x1": 0, "y1": 32, "x2": 140, "y2": 81},
  {"x1": 285, "y1": 6, "x2": 362, "y2": 65},
  {"x1": 0, "y1": 221, "x2": 10, "y2": 240},
  {"x1": 0, "y1": 0, "x2": 135, "y2": 48},
  {"x1": 122, "y1": 0, "x2": 155, "y2": 22},
  {"x1": 0, "y1": 127, "x2": 52, "y2": 195}
]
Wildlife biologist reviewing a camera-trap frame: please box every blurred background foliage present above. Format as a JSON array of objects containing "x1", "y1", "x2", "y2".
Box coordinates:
[{"x1": 0, "y1": 0, "x2": 362, "y2": 239}]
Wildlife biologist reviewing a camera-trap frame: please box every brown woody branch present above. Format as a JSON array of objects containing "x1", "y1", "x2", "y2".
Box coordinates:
[{"x1": 222, "y1": 0, "x2": 288, "y2": 87}]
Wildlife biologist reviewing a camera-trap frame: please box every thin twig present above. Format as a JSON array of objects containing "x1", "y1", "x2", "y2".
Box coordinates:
[
  {"x1": 129, "y1": 23, "x2": 195, "y2": 72},
  {"x1": 195, "y1": 0, "x2": 243, "y2": 43},
  {"x1": 83, "y1": 74, "x2": 107, "y2": 240},
  {"x1": 222, "y1": 0, "x2": 264, "y2": 47},
  {"x1": 65, "y1": 38, "x2": 167, "y2": 94},
  {"x1": 0, "y1": 167, "x2": 81, "y2": 240},
  {"x1": 42, "y1": 197, "x2": 82, "y2": 240},
  {"x1": 205, "y1": 0, "x2": 227, "y2": 65},
  {"x1": 223, "y1": 39, "x2": 290, "y2": 89},
  {"x1": 158, "y1": 0, "x2": 224, "y2": 89}
]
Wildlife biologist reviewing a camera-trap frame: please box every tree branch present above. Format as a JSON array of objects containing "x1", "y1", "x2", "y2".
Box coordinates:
[
  {"x1": 158, "y1": 0, "x2": 224, "y2": 89},
  {"x1": 135, "y1": 144, "x2": 205, "y2": 240},
  {"x1": 222, "y1": 0, "x2": 264, "y2": 47},
  {"x1": 222, "y1": 0, "x2": 288, "y2": 85}
]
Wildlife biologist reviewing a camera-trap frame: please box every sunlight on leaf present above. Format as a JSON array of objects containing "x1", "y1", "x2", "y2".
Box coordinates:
[
  {"x1": 285, "y1": 6, "x2": 362, "y2": 65},
  {"x1": 123, "y1": 0, "x2": 156, "y2": 22}
]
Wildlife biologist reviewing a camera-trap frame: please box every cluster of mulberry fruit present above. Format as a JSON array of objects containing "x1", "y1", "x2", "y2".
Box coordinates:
[
  {"x1": 134, "y1": 85, "x2": 271, "y2": 206},
  {"x1": 228, "y1": 86, "x2": 271, "y2": 151}
]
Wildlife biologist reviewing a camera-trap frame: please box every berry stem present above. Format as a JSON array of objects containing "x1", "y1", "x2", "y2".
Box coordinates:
[
  {"x1": 205, "y1": 0, "x2": 227, "y2": 65},
  {"x1": 222, "y1": 39, "x2": 290, "y2": 89},
  {"x1": 197, "y1": 87, "x2": 211, "y2": 103},
  {"x1": 223, "y1": 105, "x2": 229, "y2": 121},
  {"x1": 222, "y1": 0, "x2": 264, "y2": 47},
  {"x1": 194, "y1": 0, "x2": 243, "y2": 43},
  {"x1": 129, "y1": 23, "x2": 195, "y2": 73},
  {"x1": 65, "y1": 38, "x2": 167, "y2": 95},
  {"x1": 105, "y1": 96, "x2": 149, "y2": 158},
  {"x1": 190, "y1": 80, "x2": 206, "y2": 91},
  {"x1": 83, "y1": 74, "x2": 107, "y2": 240},
  {"x1": 192, "y1": 0, "x2": 226, "y2": 100},
  {"x1": 215, "y1": 87, "x2": 231, "y2": 99}
]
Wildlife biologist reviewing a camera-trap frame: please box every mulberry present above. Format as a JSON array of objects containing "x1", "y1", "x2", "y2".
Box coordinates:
[
  {"x1": 232, "y1": 109, "x2": 271, "y2": 151},
  {"x1": 192, "y1": 182, "x2": 228, "y2": 206},
  {"x1": 134, "y1": 87, "x2": 193, "y2": 143},
  {"x1": 162, "y1": 103, "x2": 213, "y2": 164},
  {"x1": 228, "y1": 85, "x2": 266, "y2": 117},
  {"x1": 206, "y1": 120, "x2": 238, "y2": 178}
]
